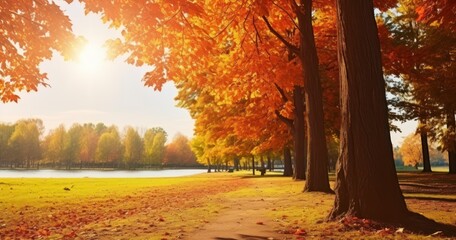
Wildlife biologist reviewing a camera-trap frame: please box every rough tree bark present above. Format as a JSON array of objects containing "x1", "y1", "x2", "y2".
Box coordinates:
[
  {"x1": 283, "y1": 147, "x2": 293, "y2": 176},
  {"x1": 293, "y1": 86, "x2": 307, "y2": 180},
  {"x1": 296, "y1": 0, "x2": 331, "y2": 192},
  {"x1": 328, "y1": 0, "x2": 409, "y2": 221}
]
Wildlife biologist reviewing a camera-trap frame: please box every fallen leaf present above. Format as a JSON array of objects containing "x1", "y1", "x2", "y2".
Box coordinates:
[
  {"x1": 377, "y1": 228, "x2": 393, "y2": 236},
  {"x1": 294, "y1": 228, "x2": 307, "y2": 236},
  {"x1": 63, "y1": 230, "x2": 77, "y2": 238}
]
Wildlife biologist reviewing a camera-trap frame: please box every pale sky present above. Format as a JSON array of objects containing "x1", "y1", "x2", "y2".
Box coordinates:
[
  {"x1": 0, "y1": 1, "x2": 415, "y2": 147},
  {"x1": 0, "y1": 1, "x2": 194, "y2": 140}
]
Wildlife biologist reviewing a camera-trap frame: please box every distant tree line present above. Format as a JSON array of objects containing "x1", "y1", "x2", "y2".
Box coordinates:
[{"x1": 0, "y1": 119, "x2": 200, "y2": 169}]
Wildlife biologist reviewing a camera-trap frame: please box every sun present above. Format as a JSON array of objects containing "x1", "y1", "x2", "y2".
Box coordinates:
[{"x1": 77, "y1": 42, "x2": 106, "y2": 71}]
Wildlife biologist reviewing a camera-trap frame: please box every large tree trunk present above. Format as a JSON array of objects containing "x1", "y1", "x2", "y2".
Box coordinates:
[
  {"x1": 447, "y1": 109, "x2": 456, "y2": 174},
  {"x1": 296, "y1": 0, "x2": 331, "y2": 192},
  {"x1": 293, "y1": 86, "x2": 306, "y2": 180},
  {"x1": 328, "y1": 0, "x2": 408, "y2": 221},
  {"x1": 419, "y1": 119, "x2": 432, "y2": 172},
  {"x1": 283, "y1": 147, "x2": 293, "y2": 177}
]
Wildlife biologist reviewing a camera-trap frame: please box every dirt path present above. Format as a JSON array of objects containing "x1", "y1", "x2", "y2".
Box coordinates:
[
  {"x1": 187, "y1": 178, "x2": 298, "y2": 240},
  {"x1": 190, "y1": 198, "x2": 286, "y2": 240}
]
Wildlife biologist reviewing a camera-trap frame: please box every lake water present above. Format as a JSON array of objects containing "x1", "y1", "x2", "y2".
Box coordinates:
[{"x1": 0, "y1": 169, "x2": 207, "y2": 178}]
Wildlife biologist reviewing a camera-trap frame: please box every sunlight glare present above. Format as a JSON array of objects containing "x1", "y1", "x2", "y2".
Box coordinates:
[{"x1": 78, "y1": 42, "x2": 106, "y2": 71}]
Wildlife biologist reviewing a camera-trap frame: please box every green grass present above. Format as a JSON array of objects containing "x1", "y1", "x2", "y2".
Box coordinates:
[{"x1": 0, "y1": 177, "x2": 199, "y2": 208}]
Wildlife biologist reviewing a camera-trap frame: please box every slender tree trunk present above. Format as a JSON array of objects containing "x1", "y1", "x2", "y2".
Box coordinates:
[
  {"x1": 283, "y1": 147, "x2": 293, "y2": 177},
  {"x1": 234, "y1": 157, "x2": 240, "y2": 171},
  {"x1": 419, "y1": 118, "x2": 432, "y2": 172},
  {"x1": 296, "y1": 0, "x2": 331, "y2": 192},
  {"x1": 328, "y1": 0, "x2": 408, "y2": 221},
  {"x1": 259, "y1": 156, "x2": 266, "y2": 175},
  {"x1": 293, "y1": 86, "x2": 306, "y2": 180},
  {"x1": 447, "y1": 109, "x2": 456, "y2": 174},
  {"x1": 267, "y1": 155, "x2": 272, "y2": 171},
  {"x1": 252, "y1": 156, "x2": 256, "y2": 175},
  {"x1": 207, "y1": 158, "x2": 211, "y2": 173}
]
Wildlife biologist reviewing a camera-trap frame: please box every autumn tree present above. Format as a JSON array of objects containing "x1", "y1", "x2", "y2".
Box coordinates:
[
  {"x1": 381, "y1": 0, "x2": 456, "y2": 174},
  {"x1": 143, "y1": 127, "x2": 167, "y2": 167},
  {"x1": 8, "y1": 119, "x2": 43, "y2": 168},
  {"x1": 65, "y1": 123, "x2": 83, "y2": 169},
  {"x1": 399, "y1": 134, "x2": 423, "y2": 169},
  {"x1": 380, "y1": 0, "x2": 445, "y2": 173},
  {"x1": 79, "y1": 123, "x2": 99, "y2": 168},
  {"x1": 123, "y1": 126, "x2": 143, "y2": 168},
  {"x1": 328, "y1": 0, "x2": 409, "y2": 221},
  {"x1": 0, "y1": 123, "x2": 15, "y2": 168},
  {"x1": 96, "y1": 126, "x2": 122, "y2": 167},
  {"x1": 0, "y1": 1, "x2": 82, "y2": 102},
  {"x1": 260, "y1": 0, "x2": 331, "y2": 191},
  {"x1": 191, "y1": 134, "x2": 212, "y2": 172},
  {"x1": 43, "y1": 124, "x2": 67, "y2": 168},
  {"x1": 164, "y1": 133, "x2": 198, "y2": 167}
]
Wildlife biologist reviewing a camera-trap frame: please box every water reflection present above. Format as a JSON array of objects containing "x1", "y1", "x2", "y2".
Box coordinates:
[{"x1": 0, "y1": 169, "x2": 207, "y2": 178}]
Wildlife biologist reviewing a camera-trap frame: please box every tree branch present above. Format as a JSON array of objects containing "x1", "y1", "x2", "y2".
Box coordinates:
[
  {"x1": 275, "y1": 110, "x2": 294, "y2": 129},
  {"x1": 274, "y1": 83, "x2": 289, "y2": 103},
  {"x1": 262, "y1": 16, "x2": 300, "y2": 55}
]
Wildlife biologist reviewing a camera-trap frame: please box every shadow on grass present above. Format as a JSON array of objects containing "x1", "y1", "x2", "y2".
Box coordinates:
[
  {"x1": 403, "y1": 211, "x2": 456, "y2": 237},
  {"x1": 398, "y1": 172, "x2": 456, "y2": 185},
  {"x1": 398, "y1": 172, "x2": 456, "y2": 195},
  {"x1": 214, "y1": 234, "x2": 271, "y2": 240},
  {"x1": 404, "y1": 195, "x2": 456, "y2": 202},
  {"x1": 238, "y1": 234, "x2": 272, "y2": 239}
]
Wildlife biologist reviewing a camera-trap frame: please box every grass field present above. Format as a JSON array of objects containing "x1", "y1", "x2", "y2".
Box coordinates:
[{"x1": 0, "y1": 171, "x2": 455, "y2": 239}]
